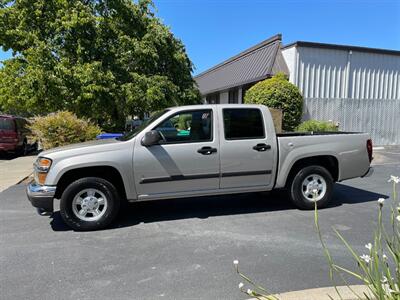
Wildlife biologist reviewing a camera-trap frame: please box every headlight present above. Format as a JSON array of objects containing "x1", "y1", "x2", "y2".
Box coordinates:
[{"x1": 34, "y1": 157, "x2": 52, "y2": 185}]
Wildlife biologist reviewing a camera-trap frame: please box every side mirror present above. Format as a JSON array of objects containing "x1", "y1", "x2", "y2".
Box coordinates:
[{"x1": 141, "y1": 130, "x2": 162, "y2": 147}]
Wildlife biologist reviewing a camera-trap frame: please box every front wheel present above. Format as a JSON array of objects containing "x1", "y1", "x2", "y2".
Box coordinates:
[
  {"x1": 288, "y1": 165, "x2": 333, "y2": 209},
  {"x1": 60, "y1": 177, "x2": 120, "y2": 231}
]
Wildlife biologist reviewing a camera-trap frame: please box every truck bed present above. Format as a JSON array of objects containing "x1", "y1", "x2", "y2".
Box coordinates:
[
  {"x1": 274, "y1": 131, "x2": 371, "y2": 188},
  {"x1": 276, "y1": 131, "x2": 362, "y2": 137}
]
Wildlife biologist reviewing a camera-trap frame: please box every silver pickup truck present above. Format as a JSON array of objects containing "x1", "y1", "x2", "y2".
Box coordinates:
[{"x1": 27, "y1": 104, "x2": 373, "y2": 230}]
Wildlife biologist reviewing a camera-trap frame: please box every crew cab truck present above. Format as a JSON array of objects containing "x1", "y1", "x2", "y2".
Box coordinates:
[{"x1": 27, "y1": 104, "x2": 373, "y2": 231}]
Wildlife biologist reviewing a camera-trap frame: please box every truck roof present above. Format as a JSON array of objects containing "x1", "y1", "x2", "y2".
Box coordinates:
[{"x1": 168, "y1": 104, "x2": 266, "y2": 111}]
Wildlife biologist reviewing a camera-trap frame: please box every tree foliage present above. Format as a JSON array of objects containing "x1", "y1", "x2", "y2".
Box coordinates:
[
  {"x1": 0, "y1": 0, "x2": 200, "y2": 130},
  {"x1": 244, "y1": 73, "x2": 303, "y2": 131}
]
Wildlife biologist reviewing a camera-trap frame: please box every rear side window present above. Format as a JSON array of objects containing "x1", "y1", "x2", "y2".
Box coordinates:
[
  {"x1": 0, "y1": 118, "x2": 15, "y2": 130},
  {"x1": 223, "y1": 108, "x2": 265, "y2": 140}
]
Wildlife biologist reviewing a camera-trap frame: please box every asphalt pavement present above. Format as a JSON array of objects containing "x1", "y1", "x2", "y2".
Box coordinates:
[{"x1": 0, "y1": 149, "x2": 399, "y2": 300}]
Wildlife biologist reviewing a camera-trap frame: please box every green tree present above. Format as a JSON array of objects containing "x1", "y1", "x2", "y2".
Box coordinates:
[
  {"x1": 0, "y1": 0, "x2": 200, "y2": 130},
  {"x1": 244, "y1": 73, "x2": 303, "y2": 131}
]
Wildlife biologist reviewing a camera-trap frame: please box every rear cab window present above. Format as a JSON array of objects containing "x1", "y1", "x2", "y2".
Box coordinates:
[{"x1": 223, "y1": 108, "x2": 265, "y2": 140}]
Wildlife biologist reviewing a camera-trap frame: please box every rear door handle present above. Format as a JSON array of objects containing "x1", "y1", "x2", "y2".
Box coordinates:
[
  {"x1": 253, "y1": 143, "x2": 271, "y2": 152},
  {"x1": 197, "y1": 146, "x2": 217, "y2": 155}
]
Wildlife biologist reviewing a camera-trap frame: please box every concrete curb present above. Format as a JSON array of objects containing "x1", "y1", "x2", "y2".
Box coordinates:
[{"x1": 249, "y1": 285, "x2": 374, "y2": 300}]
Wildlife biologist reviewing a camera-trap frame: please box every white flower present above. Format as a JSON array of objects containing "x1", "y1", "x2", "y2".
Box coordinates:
[
  {"x1": 396, "y1": 215, "x2": 400, "y2": 222},
  {"x1": 388, "y1": 175, "x2": 400, "y2": 184},
  {"x1": 378, "y1": 198, "x2": 385, "y2": 206},
  {"x1": 360, "y1": 254, "x2": 372, "y2": 264},
  {"x1": 382, "y1": 283, "x2": 395, "y2": 295},
  {"x1": 365, "y1": 243, "x2": 372, "y2": 251},
  {"x1": 383, "y1": 254, "x2": 388, "y2": 261},
  {"x1": 233, "y1": 260, "x2": 239, "y2": 266},
  {"x1": 247, "y1": 289, "x2": 253, "y2": 295},
  {"x1": 238, "y1": 282, "x2": 244, "y2": 289}
]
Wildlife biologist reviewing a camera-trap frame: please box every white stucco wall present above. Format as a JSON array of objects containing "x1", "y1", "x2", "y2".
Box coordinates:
[{"x1": 282, "y1": 46, "x2": 296, "y2": 83}]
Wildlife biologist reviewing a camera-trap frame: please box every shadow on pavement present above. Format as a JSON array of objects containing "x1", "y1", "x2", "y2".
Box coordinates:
[
  {"x1": 0, "y1": 150, "x2": 40, "y2": 161},
  {"x1": 50, "y1": 183, "x2": 388, "y2": 232}
]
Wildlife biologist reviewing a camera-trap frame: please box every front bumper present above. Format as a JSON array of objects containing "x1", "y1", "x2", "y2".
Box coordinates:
[{"x1": 26, "y1": 181, "x2": 56, "y2": 213}]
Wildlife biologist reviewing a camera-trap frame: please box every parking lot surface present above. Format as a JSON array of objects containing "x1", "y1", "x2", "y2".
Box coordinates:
[{"x1": 1, "y1": 149, "x2": 399, "y2": 300}]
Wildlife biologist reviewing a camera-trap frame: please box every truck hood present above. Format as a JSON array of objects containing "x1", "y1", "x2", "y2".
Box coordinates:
[{"x1": 39, "y1": 138, "x2": 122, "y2": 157}]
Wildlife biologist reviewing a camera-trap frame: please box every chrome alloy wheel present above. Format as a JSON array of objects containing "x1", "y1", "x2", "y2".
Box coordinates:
[
  {"x1": 301, "y1": 174, "x2": 327, "y2": 201},
  {"x1": 72, "y1": 189, "x2": 108, "y2": 221}
]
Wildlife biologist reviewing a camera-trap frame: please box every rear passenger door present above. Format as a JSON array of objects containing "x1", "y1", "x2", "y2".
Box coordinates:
[{"x1": 218, "y1": 107, "x2": 276, "y2": 189}]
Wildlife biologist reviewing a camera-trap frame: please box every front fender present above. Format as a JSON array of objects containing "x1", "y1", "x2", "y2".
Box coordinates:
[{"x1": 45, "y1": 149, "x2": 136, "y2": 200}]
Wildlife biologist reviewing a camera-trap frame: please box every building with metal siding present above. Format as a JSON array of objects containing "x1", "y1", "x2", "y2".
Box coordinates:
[
  {"x1": 282, "y1": 42, "x2": 400, "y2": 145},
  {"x1": 194, "y1": 35, "x2": 400, "y2": 145},
  {"x1": 282, "y1": 42, "x2": 400, "y2": 100}
]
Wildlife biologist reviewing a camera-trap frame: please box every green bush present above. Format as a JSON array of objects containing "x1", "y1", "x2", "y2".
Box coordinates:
[
  {"x1": 29, "y1": 111, "x2": 102, "y2": 150},
  {"x1": 296, "y1": 119, "x2": 338, "y2": 132},
  {"x1": 244, "y1": 73, "x2": 303, "y2": 131}
]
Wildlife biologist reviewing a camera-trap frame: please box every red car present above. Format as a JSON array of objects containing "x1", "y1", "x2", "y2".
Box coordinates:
[{"x1": 0, "y1": 115, "x2": 34, "y2": 155}]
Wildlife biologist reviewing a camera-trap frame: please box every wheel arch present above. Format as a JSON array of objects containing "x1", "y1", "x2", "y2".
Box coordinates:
[
  {"x1": 54, "y1": 166, "x2": 127, "y2": 201},
  {"x1": 284, "y1": 155, "x2": 339, "y2": 188}
]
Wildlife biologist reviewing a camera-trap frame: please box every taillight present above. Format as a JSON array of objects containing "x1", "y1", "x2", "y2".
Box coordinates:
[{"x1": 367, "y1": 139, "x2": 373, "y2": 162}]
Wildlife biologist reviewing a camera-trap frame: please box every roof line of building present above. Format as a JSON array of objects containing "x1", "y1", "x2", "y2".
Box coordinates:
[
  {"x1": 194, "y1": 33, "x2": 282, "y2": 79},
  {"x1": 282, "y1": 41, "x2": 400, "y2": 56}
]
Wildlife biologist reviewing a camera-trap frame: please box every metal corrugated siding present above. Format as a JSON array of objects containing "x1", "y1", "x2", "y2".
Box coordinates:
[
  {"x1": 296, "y1": 47, "x2": 349, "y2": 99},
  {"x1": 195, "y1": 41, "x2": 280, "y2": 95},
  {"x1": 304, "y1": 98, "x2": 400, "y2": 145},
  {"x1": 294, "y1": 47, "x2": 400, "y2": 100},
  {"x1": 294, "y1": 46, "x2": 400, "y2": 145},
  {"x1": 350, "y1": 51, "x2": 400, "y2": 100}
]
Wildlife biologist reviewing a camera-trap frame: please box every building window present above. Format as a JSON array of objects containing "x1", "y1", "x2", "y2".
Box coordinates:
[
  {"x1": 228, "y1": 88, "x2": 239, "y2": 104},
  {"x1": 206, "y1": 93, "x2": 220, "y2": 104}
]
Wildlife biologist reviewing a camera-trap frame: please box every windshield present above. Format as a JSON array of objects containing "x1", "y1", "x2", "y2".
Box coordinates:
[{"x1": 117, "y1": 110, "x2": 169, "y2": 141}]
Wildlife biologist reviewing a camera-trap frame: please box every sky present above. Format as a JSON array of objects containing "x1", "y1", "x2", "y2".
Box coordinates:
[{"x1": 1, "y1": 0, "x2": 399, "y2": 75}]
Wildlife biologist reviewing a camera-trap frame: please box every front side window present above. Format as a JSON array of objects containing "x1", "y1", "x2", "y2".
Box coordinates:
[
  {"x1": 118, "y1": 110, "x2": 169, "y2": 141},
  {"x1": 154, "y1": 110, "x2": 212, "y2": 143},
  {"x1": 223, "y1": 108, "x2": 265, "y2": 140}
]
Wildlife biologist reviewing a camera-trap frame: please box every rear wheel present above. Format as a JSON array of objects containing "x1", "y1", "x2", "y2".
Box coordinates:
[
  {"x1": 60, "y1": 177, "x2": 120, "y2": 231},
  {"x1": 288, "y1": 165, "x2": 333, "y2": 209}
]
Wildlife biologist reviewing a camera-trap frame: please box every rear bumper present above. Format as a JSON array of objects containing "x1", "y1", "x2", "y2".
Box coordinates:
[
  {"x1": 26, "y1": 181, "x2": 56, "y2": 213},
  {"x1": 362, "y1": 167, "x2": 374, "y2": 178}
]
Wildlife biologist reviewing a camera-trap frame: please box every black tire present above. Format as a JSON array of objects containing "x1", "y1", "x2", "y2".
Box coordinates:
[
  {"x1": 60, "y1": 177, "x2": 120, "y2": 231},
  {"x1": 288, "y1": 165, "x2": 333, "y2": 210},
  {"x1": 17, "y1": 139, "x2": 28, "y2": 156}
]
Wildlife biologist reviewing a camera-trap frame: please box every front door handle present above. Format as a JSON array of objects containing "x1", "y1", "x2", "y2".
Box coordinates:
[
  {"x1": 253, "y1": 143, "x2": 271, "y2": 152},
  {"x1": 197, "y1": 146, "x2": 217, "y2": 155}
]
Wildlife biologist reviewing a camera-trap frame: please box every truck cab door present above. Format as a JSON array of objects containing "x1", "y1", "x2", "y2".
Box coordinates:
[
  {"x1": 133, "y1": 108, "x2": 220, "y2": 199},
  {"x1": 217, "y1": 106, "x2": 276, "y2": 190}
]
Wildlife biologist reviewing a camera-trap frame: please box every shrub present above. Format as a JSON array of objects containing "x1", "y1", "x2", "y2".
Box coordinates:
[
  {"x1": 296, "y1": 120, "x2": 338, "y2": 132},
  {"x1": 244, "y1": 73, "x2": 303, "y2": 131},
  {"x1": 29, "y1": 111, "x2": 102, "y2": 150}
]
